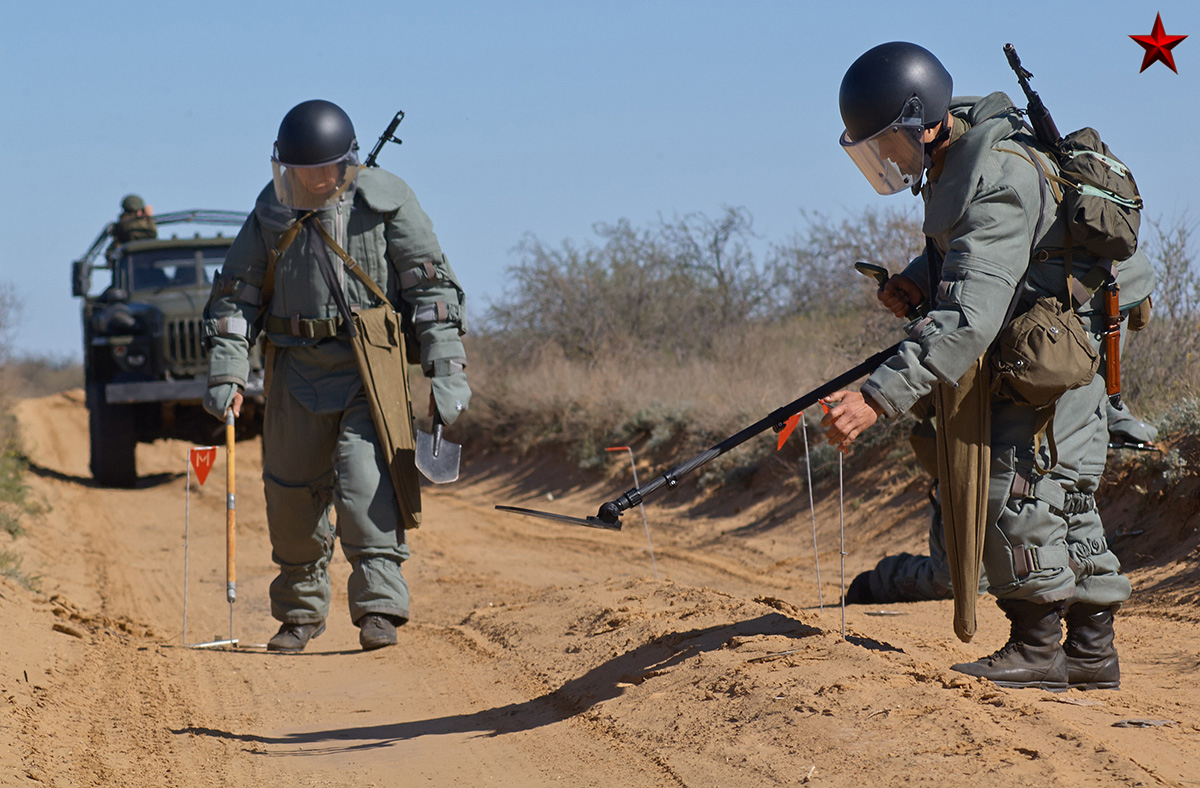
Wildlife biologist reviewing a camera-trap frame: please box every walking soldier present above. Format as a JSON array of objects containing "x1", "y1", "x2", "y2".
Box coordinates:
[{"x1": 202, "y1": 100, "x2": 470, "y2": 652}]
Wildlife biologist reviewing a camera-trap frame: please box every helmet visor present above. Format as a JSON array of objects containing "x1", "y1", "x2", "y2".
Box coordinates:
[
  {"x1": 840, "y1": 106, "x2": 926, "y2": 195},
  {"x1": 271, "y1": 149, "x2": 360, "y2": 210}
]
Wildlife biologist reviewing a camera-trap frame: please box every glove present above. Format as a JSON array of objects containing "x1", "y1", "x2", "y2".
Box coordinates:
[
  {"x1": 430, "y1": 371, "x2": 471, "y2": 426},
  {"x1": 203, "y1": 382, "x2": 240, "y2": 421}
]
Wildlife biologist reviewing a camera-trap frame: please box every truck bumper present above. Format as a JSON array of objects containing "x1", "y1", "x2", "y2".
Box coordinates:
[{"x1": 106, "y1": 374, "x2": 265, "y2": 404}]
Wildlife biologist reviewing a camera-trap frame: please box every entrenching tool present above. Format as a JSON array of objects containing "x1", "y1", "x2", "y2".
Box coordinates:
[
  {"x1": 495, "y1": 342, "x2": 903, "y2": 529},
  {"x1": 415, "y1": 413, "x2": 461, "y2": 484}
]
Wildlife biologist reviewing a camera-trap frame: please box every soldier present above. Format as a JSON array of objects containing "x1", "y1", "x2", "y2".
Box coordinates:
[
  {"x1": 109, "y1": 194, "x2": 157, "y2": 247},
  {"x1": 202, "y1": 100, "x2": 470, "y2": 652},
  {"x1": 822, "y1": 43, "x2": 1154, "y2": 690}
]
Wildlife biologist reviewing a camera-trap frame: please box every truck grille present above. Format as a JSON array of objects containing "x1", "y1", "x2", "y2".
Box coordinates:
[{"x1": 164, "y1": 318, "x2": 208, "y2": 366}]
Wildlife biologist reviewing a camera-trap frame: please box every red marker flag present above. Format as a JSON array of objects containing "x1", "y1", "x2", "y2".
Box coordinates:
[
  {"x1": 190, "y1": 447, "x2": 217, "y2": 486},
  {"x1": 776, "y1": 413, "x2": 801, "y2": 450}
]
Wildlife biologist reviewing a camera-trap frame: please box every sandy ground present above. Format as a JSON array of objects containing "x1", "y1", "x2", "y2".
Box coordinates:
[{"x1": 2, "y1": 389, "x2": 1199, "y2": 787}]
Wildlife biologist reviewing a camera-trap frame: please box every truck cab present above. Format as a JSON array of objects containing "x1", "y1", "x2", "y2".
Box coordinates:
[{"x1": 72, "y1": 210, "x2": 264, "y2": 487}]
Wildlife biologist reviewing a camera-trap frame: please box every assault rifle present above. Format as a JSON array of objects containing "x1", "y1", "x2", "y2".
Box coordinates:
[
  {"x1": 496, "y1": 342, "x2": 903, "y2": 530},
  {"x1": 1005, "y1": 43, "x2": 1125, "y2": 407},
  {"x1": 1004, "y1": 44, "x2": 1061, "y2": 150},
  {"x1": 364, "y1": 110, "x2": 405, "y2": 168}
]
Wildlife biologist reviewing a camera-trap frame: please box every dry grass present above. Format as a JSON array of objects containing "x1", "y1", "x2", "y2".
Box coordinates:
[
  {"x1": 0, "y1": 356, "x2": 84, "y2": 400},
  {"x1": 461, "y1": 312, "x2": 917, "y2": 491}
]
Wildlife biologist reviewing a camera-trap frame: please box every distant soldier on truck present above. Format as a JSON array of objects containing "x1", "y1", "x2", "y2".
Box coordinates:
[{"x1": 109, "y1": 194, "x2": 158, "y2": 247}]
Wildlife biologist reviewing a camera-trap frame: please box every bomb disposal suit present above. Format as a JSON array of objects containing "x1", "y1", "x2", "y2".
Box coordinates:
[
  {"x1": 202, "y1": 100, "x2": 469, "y2": 651},
  {"x1": 834, "y1": 43, "x2": 1153, "y2": 691}
]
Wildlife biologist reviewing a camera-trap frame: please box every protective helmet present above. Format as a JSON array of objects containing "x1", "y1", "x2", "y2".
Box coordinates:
[
  {"x1": 271, "y1": 99, "x2": 360, "y2": 210},
  {"x1": 121, "y1": 194, "x2": 145, "y2": 213},
  {"x1": 838, "y1": 42, "x2": 953, "y2": 195}
]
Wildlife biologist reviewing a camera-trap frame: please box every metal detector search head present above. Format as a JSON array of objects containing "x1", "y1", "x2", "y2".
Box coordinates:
[{"x1": 494, "y1": 503, "x2": 624, "y2": 531}]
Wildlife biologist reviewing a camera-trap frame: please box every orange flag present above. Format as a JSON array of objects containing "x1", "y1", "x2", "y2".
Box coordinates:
[
  {"x1": 776, "y1": 413, "x2": 801, "y2": 450},
  {"x1": 190, "y1": 447, "x2": 217, "y2": 486}
]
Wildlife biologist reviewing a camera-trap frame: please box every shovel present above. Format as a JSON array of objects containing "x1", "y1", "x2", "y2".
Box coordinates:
[{"x1": 415, "y1": 413, "x2": 461, "y2": 484}]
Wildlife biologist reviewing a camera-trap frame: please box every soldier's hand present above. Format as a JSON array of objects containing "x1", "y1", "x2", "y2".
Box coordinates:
[
  {"x1": 430, "y1": 371, "x2": 471, "y2": 426},
  {"x1": 879, "y1": 275, "x2": 924, "y2": 319},
  {"x1": 203, "y1": 383, "x2": 243, "y2": 421},
  {"x1": 820, "y1": 390, "x2": 883, "y2": 453}
]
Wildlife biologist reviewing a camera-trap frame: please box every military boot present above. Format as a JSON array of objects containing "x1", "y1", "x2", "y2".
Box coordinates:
[
  {"x1": 951, "y1": 599, "x2": 1068, "y2": 691},
  {"x1": 1063, "y1": 603, "x2": 1120, "y2": 690},
  {"x1": 267, "y1": 620, "x2": 326, "y2": 653},
  {"x1": 358, "y1": 614, "x2": 404, "y2": 651}
]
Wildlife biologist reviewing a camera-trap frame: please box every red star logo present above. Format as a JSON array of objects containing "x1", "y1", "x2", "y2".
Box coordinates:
[{"x1": 1130, "y1": 13, "x2": 1187, "y2": 73}]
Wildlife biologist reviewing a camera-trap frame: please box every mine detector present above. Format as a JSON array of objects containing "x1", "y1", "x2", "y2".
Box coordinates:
[{"x1": 71, "y1": 210, "x2": 264, "y2": 487}]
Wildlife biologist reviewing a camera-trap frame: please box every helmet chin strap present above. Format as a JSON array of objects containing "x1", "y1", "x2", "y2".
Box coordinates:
[
  {"x1": 923, "y1": 121, "x2": 952, "y2": 158},
  {"x1": 913, "y1": 120, "x2": 954, "y2": 194}
]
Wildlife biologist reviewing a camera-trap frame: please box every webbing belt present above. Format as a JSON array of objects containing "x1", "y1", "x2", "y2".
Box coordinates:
[{"x1": 264, "y1": 314, "x2": 344, "y2": 340}]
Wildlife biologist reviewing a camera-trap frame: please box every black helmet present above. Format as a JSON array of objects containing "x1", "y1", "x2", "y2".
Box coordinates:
[
  {"x1": 275, "y1": 99, "x2": 357, "y2": 166},
  {"x1": 838, "y1": 42, "x2": 952, "y2": 195},
  {"x1": 839, "y1": 42, "x2": 952, "y2": 143},
  {"x1": 271, "y1": 100, "x2": 361, "y2": 209}
]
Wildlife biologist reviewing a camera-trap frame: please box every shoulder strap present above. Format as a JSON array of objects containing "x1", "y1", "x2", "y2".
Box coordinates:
[
  {"x1": 261, "y1": 210, "x2": 316, "y2": 308},
  {"x1": 307, "y1": 216, "x2": 395, "y2": 311}
]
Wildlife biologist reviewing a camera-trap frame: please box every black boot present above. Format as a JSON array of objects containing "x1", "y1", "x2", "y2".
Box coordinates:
[
  {"x1": 951, "y1": 599, "x2": 1068, "y2": 691},
  {"x1": 1064, "y1": 604, "x2": 1120, "y2": 690},
  {"x1": 358, "y1": 614, "x2": 404, "y2": 651},
  {"x1": 267, "y1": 620, "x2": 326, "y2": 653}
]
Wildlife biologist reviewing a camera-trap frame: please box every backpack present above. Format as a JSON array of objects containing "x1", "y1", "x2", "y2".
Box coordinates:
[
  {"x1": 1047, "y1": 127, "x2": 1143, "y2": 262},
  {"x1": 1005, "y1": 44, "x2": 1143, "y2": 262}
]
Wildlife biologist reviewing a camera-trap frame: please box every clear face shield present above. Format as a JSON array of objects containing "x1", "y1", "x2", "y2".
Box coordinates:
[
  {"x1": 840, "y1": 98, "x2": 927, "y2": 195},
  {"x1": 271, "y1": 147, "x2": 360, "y2": 210}
]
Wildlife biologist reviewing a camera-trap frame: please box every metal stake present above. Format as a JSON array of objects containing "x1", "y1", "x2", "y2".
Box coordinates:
[
  {"x1": 183, "y1": 450, "x2": 193, "y2": 646},
  {"x1": 838, "y1": 448, "x2": 846, "y2": 639},
  {"x1": 606, "y1": 446, "x2": 658, "y2": 579},
  {"x1": 183, "y1": 445, "x2": 237, "y2": 649},
  {"x1": 798, "y1": 415, "x2": 823, "y2": 611},
  {"x1": 225, "y1": 410, "x2": 236, "y2": 643}
]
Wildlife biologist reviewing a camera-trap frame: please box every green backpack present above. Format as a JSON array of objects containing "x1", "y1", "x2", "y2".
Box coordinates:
[
  {"x1": 1005, "y1": 44, "x2": 1144, "y2": 262},
  {"x1": 1048, "y1": 127, "x2": 1143, "y2": 262}
]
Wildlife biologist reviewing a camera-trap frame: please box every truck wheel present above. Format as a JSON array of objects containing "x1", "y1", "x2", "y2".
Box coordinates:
[{"x1": 88, "y1": 384, "x2": 138, "y2": 488}]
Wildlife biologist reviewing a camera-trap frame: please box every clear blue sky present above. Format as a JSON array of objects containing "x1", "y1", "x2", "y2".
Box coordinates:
[{"x1": 4, "y1": 1, "x2": 1195, "y2": 358}]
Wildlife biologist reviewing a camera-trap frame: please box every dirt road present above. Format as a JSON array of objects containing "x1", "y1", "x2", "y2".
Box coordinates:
[{"x1": 3, "y1": 390, "x2": 1199, "y2": 786}]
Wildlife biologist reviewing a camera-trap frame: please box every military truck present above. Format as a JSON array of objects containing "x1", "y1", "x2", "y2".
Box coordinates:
[{"x1": 71, "y1": 210, "x2": 264, "y2": 487}]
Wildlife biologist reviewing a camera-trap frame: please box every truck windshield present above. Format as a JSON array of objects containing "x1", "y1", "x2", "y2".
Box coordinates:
[{"x1": 126, "y1": 247, "x2": 229, "y2": 292}]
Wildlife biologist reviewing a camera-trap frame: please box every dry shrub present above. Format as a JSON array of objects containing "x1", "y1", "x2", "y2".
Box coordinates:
[
  {"x1": 1121, "y1": 214, "x2": 1200, "y2": 417},
  {"x1": 470, "y1": 206, "x2": 924, "y2": 472}
]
